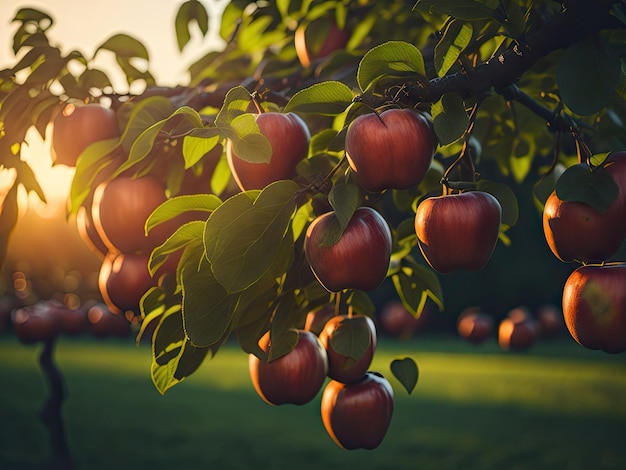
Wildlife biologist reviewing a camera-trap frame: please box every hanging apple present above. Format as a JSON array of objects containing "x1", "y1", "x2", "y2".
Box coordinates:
[
  {"x1": 304, "y1": 207, "x2": 392, "y2": 292},
  {"x1": 457, "y1": 307, "x2": 494, "y2": 344},
  {"x1": 226, "y1": 112, "x2": 310, "y2": 191},
  {"x1": 415, "y1": 191, "x2": 502, "y2": 274},
  {"x1": 50, "y1": 103, "x2": 119, "y2": 167},
  {"x1": 561, "y1": 263, "x2": 626, "y2": 354},
  {"x1": 318, "y1": 314, "x2": 377, "y2": 384},
  {"x1": 294, "y1": 17, "x2": 350, "y2": 68},
  {"x1": 345, "y1": 108, "x2": 436, "y2": 193},
  {"x1": 248, "y1": 330, "x2": 329, "y2": 406},
  {"x1": 321, "y1": 371, "x2": 394, "y2": 450}
]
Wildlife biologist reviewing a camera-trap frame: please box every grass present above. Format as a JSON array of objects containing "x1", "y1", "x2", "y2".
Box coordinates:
[{"x1": 1, "y1": 334, "x2": 625, "y2": 470}]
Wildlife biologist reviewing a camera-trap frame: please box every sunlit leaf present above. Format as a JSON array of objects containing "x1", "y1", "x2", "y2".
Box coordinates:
[{"x1": 357, "y1": 41, "x2": 425, "y2": 92}]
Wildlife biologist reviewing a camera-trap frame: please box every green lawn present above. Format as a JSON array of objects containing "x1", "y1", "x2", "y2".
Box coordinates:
[{"x1": 1, "y1": 334, "x2": 625, "y2": 470}]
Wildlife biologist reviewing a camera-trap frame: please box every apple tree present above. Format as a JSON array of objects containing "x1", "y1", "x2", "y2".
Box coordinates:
[{"x1": 2, "y1": 0, "x2": 626, "y2": 450}]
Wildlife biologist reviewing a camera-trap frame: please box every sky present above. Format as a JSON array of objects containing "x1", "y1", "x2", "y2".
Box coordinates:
[{"x1": 1, "y1": 0, "x2": 228, "y2": 214}]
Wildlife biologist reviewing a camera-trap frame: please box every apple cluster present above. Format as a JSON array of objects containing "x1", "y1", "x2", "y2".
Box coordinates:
[
  {"x1": 10, "y1": 299, "x2": 131, "y2": 345},
  {"x1": 542, "y1": 152, "x2": 626, "y2": 354},
  {"x1": 248, "y1": 312, "x2": 393, "y2": 450}
]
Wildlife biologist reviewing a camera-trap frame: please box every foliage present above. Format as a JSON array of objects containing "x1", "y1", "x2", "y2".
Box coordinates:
[{"x1": 1, "y1": 0, "x2": 625, "y2": 394}]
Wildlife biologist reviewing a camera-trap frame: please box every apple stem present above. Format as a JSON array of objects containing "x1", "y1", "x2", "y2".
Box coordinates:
[
  {"x1": 250, "y1": 91, "x2": 265, "y2": 114},
  {"x1": 38, "y1": 337, "x2": 73, "y2": 470},
  {"x1": 334, "y1": 292, "x2": 342, "y2": 316},
  {"x1": 572, "y1": 129, "x2": 593, "y2": 167}
]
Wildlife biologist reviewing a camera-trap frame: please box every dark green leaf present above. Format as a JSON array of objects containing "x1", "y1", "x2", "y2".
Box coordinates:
[
  {"x1": 345, "y1": 290, "x2": 376, "y2": 317},
  {"x1": 556, "y1": 36, "x2": 621, "y2": 116},
  {"x1": 392, "y1": 257, "x2": 444, "y2": 317},
  {"x1": 434, "y1": 20, "x2": 473, "y2": 77},
  {"x1": 175, "y1": 0, "x2": 209, "y2": 52},
  {"x1": 390, "y1": 357, "x2": 419, "y2": 394},
  {"x1": 329, "y1": 316, "x2": 372, "y2": 361},
  {"x1": 149, "y1": 220, "x2": 206, "y2": 276},
  {"x1": 476, "y1": 180, "x2": 518, "y2": 227},
  {"x1": 413, "y1": 0, "x2": 496, "y2": 21},
  {"x1": 95, "y1": 33, "x2": 150, "y2": 60},
  {"x1": 432, "y1": 93, "x2": 468, "y2": 145},
  {"x1": 284, "y1": 81, "x2": 354, "y2": 115},
  {"x1": 327, "y1": 178, "x2": 360, "y2": 244},
  {"x1": 555, "y1": 163, "x2": 619, "y2": 213},
  {"x1": 357, "y1": 41, "x2": 425, "y2": 93}
]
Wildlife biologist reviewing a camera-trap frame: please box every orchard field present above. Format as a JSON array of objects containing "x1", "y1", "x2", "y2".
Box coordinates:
[{"x1": 1, "y1": 334, "x2": 625, "y2": 470}]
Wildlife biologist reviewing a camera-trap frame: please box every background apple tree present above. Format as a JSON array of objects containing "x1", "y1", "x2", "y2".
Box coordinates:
[{"x1": 1, "y1": 0, "x2": 626, "y2": 450}]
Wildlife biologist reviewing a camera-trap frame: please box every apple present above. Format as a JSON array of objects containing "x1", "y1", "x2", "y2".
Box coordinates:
[
  {"x1": 345, "y1": 108, "x2": 436, "y2": 193},
  {"x1": 294, "y1": 17, "x2": 350, "y2": 68},
  {"x1": 318, "y1": 315, "x2": 377, "y2": 384},
  {"x1": 321, "y1": 372, "x2": 394, "y2": 450},
  {"x1": 11, "y1": 302, "x2": 60, "y2": 344},
  {"x1": 98, "y1": 251, "x2": 158, "y2": 315},
  {"x1": 415, "y1": 191, "x2": 502, "y2": 274},
  {"x1": 542, "y1": 188, "x2": 626, "y2": 263},
  {"x1": 304, "y1": 207, "x2": 392, "y2": 292},
  {"x1": 226, "y1": 112, "x2": 310, "y2": 191},
  {"x1": 87, "y1": 302, "x2": 132, "y2": 339},
  {"x1": 498, "y1": 312, "x2": 536, "y2": 351},
  {"x1": 304, "y1": 304, "x2": 336, "y2": 336},
  {"x1": 379, "y1": 300, "x2": 431, "y2": 340},
  {"x1": 457, "y1": 307, "x2": 494, "y2": 344},
  {"x1": 50, "y1": 103, "x2": 119, "y2": 167},
  {"x1": 76, "y1": 204, "x2": 109, "y2": 259},
  {"x1": 562, "y1": 263, "x2": 626, "y2": 354},
  {"x1": 248, "y1": 330, "x2": 328, "y2": 405},
  {"x1": 536, "y1": 303, "x2": 564, "y2": 338}
]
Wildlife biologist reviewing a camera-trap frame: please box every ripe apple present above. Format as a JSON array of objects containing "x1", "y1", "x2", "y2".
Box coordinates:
[
  {"x1": 98, "y1": 251, "x2": 158, "y2": 315},
  {"x1": 498, "y1": 312, "x2": 536, "y2": 351},
  {"x1": 304, "y1": 304, "x2": 336, "y2": 336},
  {"x1": 248, "y1": 330, "x2": 328, "y2": 406},
  {"x1": 321, "y1": 372, "x2": 394, "y2": 450},
  {"x1": 457, "y1": 307, "x2": 494, "y2": 344},
  {"x1": 50, "y1": 103, "x2": 119, "y2": 167},
  {"x1": 379, "y1": 300, "x2": 431, "y2": 340},
  {"x1": 304, "y1": 207, "x2": 392, "y2": 292},
  {"x1": 536, "y1": 303, "x2": 564, "y2": 338},
  {"x1": 11, "y1": 302, "x2": 60, "y2": 344},
  {"x1": 76, "y1": 204, "x2": 108, "y2": 258},
  {"x1": 542, "y1": 188, "x2": 626, "y2": 263},
  {"x1": 226, "y1": 112, "x2": 310, "y2": 191},
  {"x1": 52, "y1": 301, "x2": 90, "y2": 336},
  {"x1": 294, "y1": 17, "x2": 350, "y2": 68},
  {"x1": 87, "y1": 302, "x2": 132, "y2": 339},
  {"x1": 318, "y1": 315, "x2": 377, "y2": 384},
  {"x1": 562, "y1": 263, "x2": 626, "y2": 354},
  {"x1": 345, "y1": 108, "x2": 436, "y2": 193},
  {"x1": 415, "y1": 191, "x2": 502, "y2": 274}
]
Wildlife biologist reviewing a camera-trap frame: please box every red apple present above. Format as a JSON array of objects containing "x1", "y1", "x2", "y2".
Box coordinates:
[
  {"x1": 304, "y1": 207, "x2": 392, "y2": 292},
  {"x1": 11, "y1": 302, "x2": 60, "y2": 344},
  {"x1": 415, "y1": 191, "x2": 502, "y2": 274},
  {"x1": 318, "y1": 315, "x2": 377, "y2": 384},
  {"x1": 53, "y1": 301, "x2": 90, "y2": 336},
  {"x1": 345, "y1": 108, "x2": 436, "y2": 193},
  {"x1": 321, "y1": 371, "x2": 394, "y2": 450},
  {"x1": 248, "y1": 330, "x2": 328, "y2": 405},
  {"x1": 76, "y1": 204, "x2": 108, "y2": 259},
  {"x1": 294, "y1": 17, "x2": 350, "y2": 68},
  {"x1": 457, "y1": 307, "x2": 494, "y2": 344},
  {"x1": 226, "y1": 112, "x2": 310, "y2": 191},
  {"x1": 498, "y1": 314, "x2": 536, "y2": 351},
  {"x1": 536, "y1": 303, "x2": 564, "y2": 338},
  {"x1": 50, "y1": 103, "x2": 119, "y2": 167},
  {"x1": 562, "y1": 263, "x2": 626, "y2": 354},
  {"x1": 87, "y1": 302, "x2": 132, "y2": 339},
  {"x1": 379, "y1": 300, "x2": 431, "y2": 339},
  {"x1": 98, "y1": 251, "x2": 158, "y2": 315},
  {"x1": 542, "y1": 187, "x2": 626, "y2": 263},
  {"x1": 304, "y1": 304, "x2": 336, "y2": 336}
]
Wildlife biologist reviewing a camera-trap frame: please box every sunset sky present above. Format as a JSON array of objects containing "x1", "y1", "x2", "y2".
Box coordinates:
[{"x1": 1, "y1": 0, "x2": 227, "y2": 213}]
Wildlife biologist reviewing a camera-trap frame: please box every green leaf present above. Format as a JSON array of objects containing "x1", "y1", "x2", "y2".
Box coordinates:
[
  {"x1": 284, "y1": 81, "x2": 354, "y2": 115},
  {"x1": 118, "y1": 96, "x2": 174, "y2": 155},
  {"x1": 215, "y1": 85, "x2": 253, "y2": 127},
  {"x1": 392, "y1": 257, "x2": 444, "y2": 317},
  {"x1": 432, "y1": 93, "x2": 468, "y2": 145},
  {"x1": 357, "y1": 41, "x2": 425, "y2": 93},
  {"x1": 413, "y1": 0, "x2": 496, "y2": 21},
  {"x1": 268, "y1": 298, "x2": 302, "y2": 362},
  {"x1": 0, "y1": 183, "x2": 19, "y2": 267},
  {"x1": 150, "y1": 308, "x2": 184, "y2": 394},
  {"x1": 175, "y1": 0, "x2": 209, "y2": 52},
  {"x1": 183, "y1": 129, "x2": 222, "y2": 168},
  {"x1": 205, "y1": 180, "x2": 299, "y2": 293},
  {"x1": 181, "y1": 260, "x2": 237, "y2": 347},
  {"x1": 227, "y1": 113, "x2": 272, "y2": 164},
  {"x1": 95, "y1": 33, "x2": 150, "y2": 60},
  {"x1": 390, "y1": 357, "x2": 419, "y2": 394},
  {"x1": 327, "y1": 178, "x2": 360, "y2": 244},
  {"x1": 149, "y1": 220, "x2": 206, "y2": 276},
  {"x1": 555, "y1": 164, "x2": 619, "y2": 213},
  {"x1": 329, "y1": 316, "x2": 372, "y2": 362},
  {"x1": 146, "y1": 194, "x2": 220, "y2": 234},
  {"x1": 13, "y1": 8, "x2": 54, "y2": 25},
  {"x1": 556, "y1": 36, "x2": 621, "y2": 116},
  {"x1": 434, "y1": 21, "x2": 473, "y2": 77},
  {"x1": 476, "y1": 180, "x2": 519, "y2": 227},
  {"x1": 345, "y1": 290, "x2": 376, "y2": 317}
]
